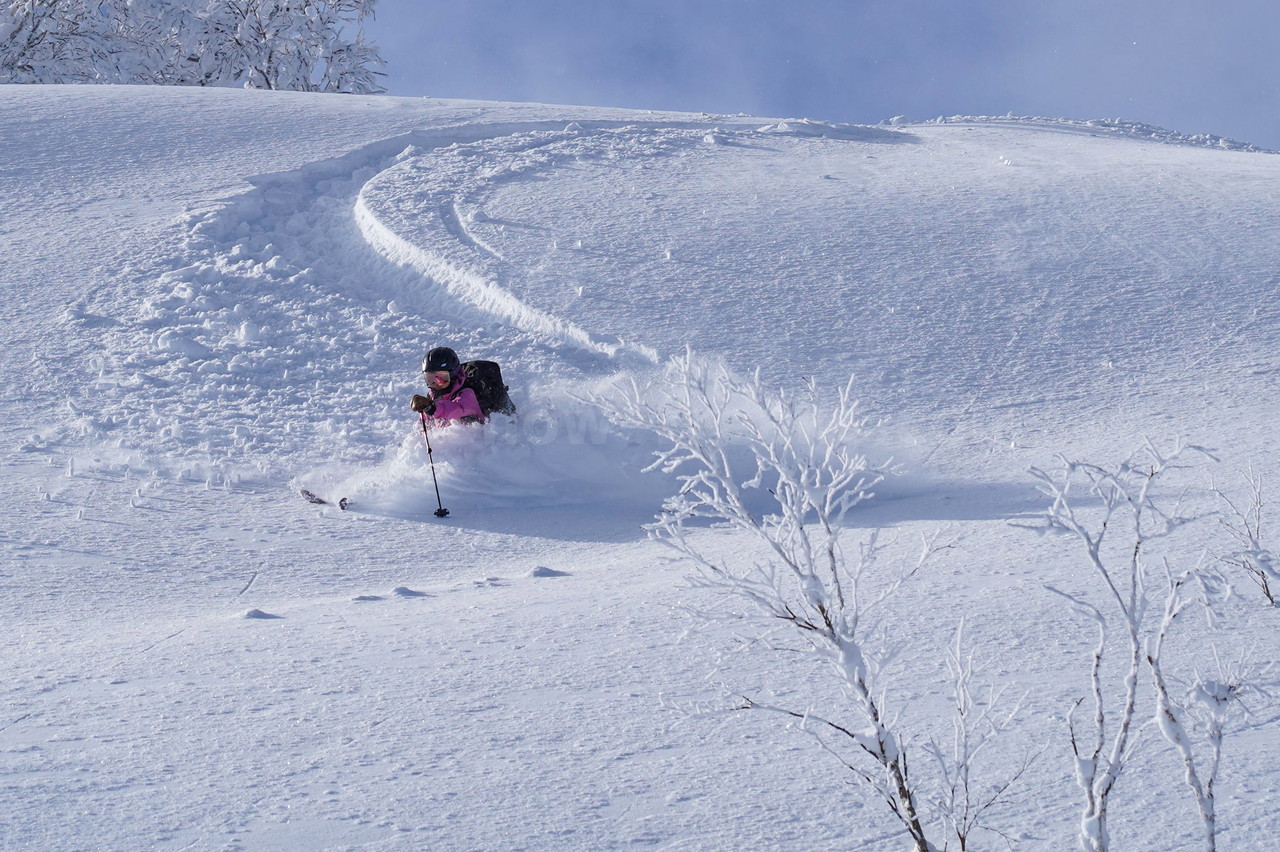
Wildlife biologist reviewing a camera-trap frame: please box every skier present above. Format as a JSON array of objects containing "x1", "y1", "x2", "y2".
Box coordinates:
[{"x1": 411, "y1": 346, "x2": 485, "y2": 425}]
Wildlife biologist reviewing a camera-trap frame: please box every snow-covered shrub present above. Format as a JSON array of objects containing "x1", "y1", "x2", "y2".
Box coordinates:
[
  {"x1": 603, "y1": 350, "x2": 1025, "y2": 852},
  {"x1": 1024, "y1": 441, "x2": 1257, "y2": 852},
  {"x1": 0, "y1": 0, "x2": 384, "y2": 92},
  {"x1": 1214, "y1": 470, "x2": 1280, "y2": 606},
  {"x1": 925, "y1": 622, "x2": 1034, "y2": 852}
]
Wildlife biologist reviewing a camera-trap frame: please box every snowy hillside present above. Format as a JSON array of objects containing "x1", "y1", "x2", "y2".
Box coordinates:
[{"x1": 4, "y1": 85, "x2": 1280, "y2": 850}]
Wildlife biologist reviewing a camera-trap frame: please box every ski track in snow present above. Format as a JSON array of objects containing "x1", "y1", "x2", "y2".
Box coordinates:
[
  {"x1": 7, "y1": 87, "x2": 1280, "y2": 851},
  {"x1": 50, "y1": 102, "x2": 1280, "y2": 504},
  {"x1": 63, "y1": 117, "x2": 765, "y2": 509}
]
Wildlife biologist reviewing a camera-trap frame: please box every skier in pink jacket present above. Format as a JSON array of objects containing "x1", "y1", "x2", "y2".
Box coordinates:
[{"x1": 410, "y1": 346, "x2": 485, "y2": 424}]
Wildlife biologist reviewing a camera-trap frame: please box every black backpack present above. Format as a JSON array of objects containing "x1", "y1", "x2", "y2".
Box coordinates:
[{"x1": 460, "y1": 360, "x2": 516, "y2": 418}]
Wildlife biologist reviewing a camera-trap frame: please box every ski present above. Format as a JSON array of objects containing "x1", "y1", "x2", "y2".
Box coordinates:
[{"x1": 300, "y1": 489, "x2": 349, "y2": 510}]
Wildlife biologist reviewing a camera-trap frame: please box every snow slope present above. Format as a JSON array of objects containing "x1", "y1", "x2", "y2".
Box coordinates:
[{"x1": 4, "y1": 85, "x2": 1280, "y2": 850}]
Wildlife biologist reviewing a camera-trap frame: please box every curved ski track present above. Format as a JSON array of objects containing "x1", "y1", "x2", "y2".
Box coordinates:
[{"x1": 79, "y1": 118, "x2": 761, "y2": 481}]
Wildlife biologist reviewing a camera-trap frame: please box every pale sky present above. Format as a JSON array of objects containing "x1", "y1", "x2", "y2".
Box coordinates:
[{"x1": 366, "y1": 1, "x2": 1280, "y2": 149}]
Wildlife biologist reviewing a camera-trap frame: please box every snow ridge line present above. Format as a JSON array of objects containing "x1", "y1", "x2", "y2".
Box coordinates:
[{"x1": 238, "y1": 119, "x2": 642, "y2": 187}]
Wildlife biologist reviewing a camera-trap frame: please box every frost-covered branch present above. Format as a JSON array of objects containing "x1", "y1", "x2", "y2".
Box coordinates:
[
  {"x1": 1, "y1": 0, "x2": 110, "y2": 83},
  {"x1": 1, "y1": 0, "x2": 385, "y2": 91},
  {"x1": 1022, "y1": 441, "x2": 1242, "y2": 852},
  {"x1": 1214, "y1": 469, "x2": 1280, "y2": 606},
  {"x1": 1144, "y1": 561, "x2": 1231, "y2": 851},
  {"x1": 925, "y1": 622, "x2": 1033, "y2": 851},
  {"x1": 602, "y1": 350, "x2": 1027, "y2": 851}
]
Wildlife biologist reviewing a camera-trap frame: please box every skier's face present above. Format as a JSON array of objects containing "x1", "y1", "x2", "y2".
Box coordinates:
[{"x1": 425, "y1": 370, "x2": 451, "y2": 390}]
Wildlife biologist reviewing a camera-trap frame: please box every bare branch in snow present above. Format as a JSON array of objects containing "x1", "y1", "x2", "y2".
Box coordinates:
[
  {"x1": 603, "y1": 350, "x2": 1026, "y2": 852},
  {"x1": 1024, "y1": 441, "x2": 1263, "y2": 852},
  {"x1": 1214, "y1": 469, "x2": 1280, "y2": 606}
]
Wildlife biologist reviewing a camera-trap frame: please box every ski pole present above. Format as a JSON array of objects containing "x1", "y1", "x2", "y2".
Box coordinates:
[{"x1": 420, "y1": 412, "x2": 450, "y2": 518}]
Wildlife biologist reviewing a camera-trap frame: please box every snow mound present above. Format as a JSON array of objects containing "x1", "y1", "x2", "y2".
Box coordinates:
[
  {"x1": 891, "y1": 113, "x2": 1273, "y2": 152},
  {"x1": 756, "y1": 117, "x2": 903, "y2": 141},
  {"x1": 242, "y1": 608, "x2": 283, "y2": 620},
  {"x1": 529, "y1": 566, "x2": 571, "y2": 578}
]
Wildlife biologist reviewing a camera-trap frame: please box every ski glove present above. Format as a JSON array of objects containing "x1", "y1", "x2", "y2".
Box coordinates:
[{"x1": 410, "y1": 394, "x2": 436, "y2": 415}]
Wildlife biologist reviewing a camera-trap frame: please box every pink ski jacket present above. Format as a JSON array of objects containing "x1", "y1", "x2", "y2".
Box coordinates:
[{"x1": 428, "y1": 370, "x2": 485, "y2": 423}]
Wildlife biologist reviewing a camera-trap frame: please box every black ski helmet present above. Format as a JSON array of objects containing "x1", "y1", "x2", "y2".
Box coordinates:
[{"x1": 422, "y1": 346, "x2": 460, "y2": 374}]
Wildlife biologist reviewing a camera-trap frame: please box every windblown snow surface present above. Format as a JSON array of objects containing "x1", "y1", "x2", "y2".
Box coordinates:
[{"x1": 4, "y1": 85, "x2": 1280, "y2": 849}]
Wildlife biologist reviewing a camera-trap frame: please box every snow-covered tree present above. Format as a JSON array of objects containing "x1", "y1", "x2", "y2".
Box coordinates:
[
  {"x1": 1, "y1": 1, "x2": 109, "y2": 83},
  {"x1": 603, "y1": 351, "x2": 1029, "y2": 851},
  {"x1": 1, "y1": 0, "x2": 384, "y2": 92},
  {"x1": 189, "y1": 1, "x2": 384, "y2": 92},
  {"x1": 105, "y1": 0, "x2": 202, "y2": 85}
]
